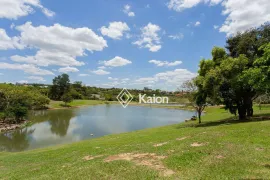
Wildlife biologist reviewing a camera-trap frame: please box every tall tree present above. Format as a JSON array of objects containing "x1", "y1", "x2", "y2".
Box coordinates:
[
  {"x1": 181, "y1": 79, "x2": 207, "y2": 124},
  {"x1": 196, "y1": 24, "x2": 270, "y2": 120},
  {"x1": 49, "y1": 74, "x2": 71, "y2": 100}
]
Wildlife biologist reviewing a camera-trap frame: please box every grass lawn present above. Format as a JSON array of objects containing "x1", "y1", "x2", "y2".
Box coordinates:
[
  {"x1": 1, "y1": 105, "x2": 270, "y2": 179},
  {"x1": 49, "y1": 100, "x2": 106, "y2": 109}
]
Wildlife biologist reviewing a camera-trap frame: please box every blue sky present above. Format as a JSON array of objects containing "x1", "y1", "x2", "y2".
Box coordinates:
[{"x1": 0, "y1": 0, "x2": 269, "y2": 90}]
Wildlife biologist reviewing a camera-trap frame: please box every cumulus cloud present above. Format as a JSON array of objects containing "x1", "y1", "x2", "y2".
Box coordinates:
[
  {"x1": 133, "y1": 23, "x2": 162, "y2": 52},
  {"x1": 168, "y1": 33, "x2": 184, "y2": 40},
  {"x1": 27, "y1": 76, "x2": 46, "y2": 82},
  {"x1": 123, "y1": 5, "x2": 135, "y2": 17},
  {"x1": 78, "y1": 74, "x2": 90, "y2": 77},
  {"x1": 9, "y1": 22, "x2": 107, "y2": 67},
  {"x1": 133, "y1": 68, "x2": 197, "y2": 88},
  {"x1": 220, "y1": 0, "x2": 270, "y2": 36},
  {"x1": 0, "y1": 28, "x2": 23, "y2": 50},
  {"x1": 195, "y1": 21, "x2": 201, "y2": 26},
  {"x1": 92, "y1": 69, "x2": 110, "y2": 75},
  {"x1": 214, "y1": 25, "x2": 219, "y2": 29},
  {"x1": 108, "y1": 77, "x2": 118, "y2": 81},
  {"x1": 100, "y1": 22, "x2": 130, "y2": 40},
  {"x1": 135, "y1": 77, "x2": 157, "y2": 84},
  {"x1": 59, "y1": 67, "x2": 79, "y2": 73},
  {"x1": 0, "y1": 0, "x2": 55, "y2": 19},
  {"x1": 0, "y1": 62, "x2": 54, "y2": 75},
  {"x1": 167, "y1": 0, "x2": 222, "y2": 12},
  {"x1": 17, "y1": 80, "x2": 28, "y2": 84},
  {"x1": 149, "y1": 60, "x2": 182, "y2": 67},
  {"x1": 101, "y1": 56, "x2": 132, "y2": 67},
  {"x1": 167, "y1": 0, "x2": 270, "y2": 36}
]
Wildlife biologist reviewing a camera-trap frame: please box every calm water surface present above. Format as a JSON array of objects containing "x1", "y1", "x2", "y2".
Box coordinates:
[{"x1": 0, "y1": 105, "x2": 194, "y2": 152}]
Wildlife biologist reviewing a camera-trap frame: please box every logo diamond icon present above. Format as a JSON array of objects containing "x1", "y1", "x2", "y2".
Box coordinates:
[{"x1": 117, "y1": 88, "x2": 133, "y2": 108}]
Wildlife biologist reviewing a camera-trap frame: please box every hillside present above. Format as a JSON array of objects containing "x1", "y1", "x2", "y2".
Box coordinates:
[{"x1": 0, "y1": 106, "x2": 270, "y2": 179}]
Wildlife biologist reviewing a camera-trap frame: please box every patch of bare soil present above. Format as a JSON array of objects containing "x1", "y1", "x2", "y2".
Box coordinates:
[
  {"x1": 191, "y1": 142, "x2": 208, "y2": 147},
  {"x1": 176, "y1": 137, "x2": 189, "y2": 141},
  {"x1": 153, "y1": 142, "x2": 168, "y2": 147},
  {"x1": 216, "y1": 155, "x2": 225, "y2": 159},
  {"x1": 104, "y1": 153, "x2": 175, "y2": 177},
  {"x1": 83, "y1": 155, "x2": 104, "y2": 161},
  {"x1": 255, "y1": 147, "x2": 264, "y2": 151}
]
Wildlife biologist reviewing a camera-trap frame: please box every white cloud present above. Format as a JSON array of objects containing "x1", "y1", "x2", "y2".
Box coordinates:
[
  {"x1": 133, "y1": 23, "x2": 162, "y2": 52},
  {"x1": 155, "y1": 69, "x2": 197, "y2": 86},
  {"x1": 92, "y1": 69, "x2": 110, "y2": 75},
  {"x1": 149, "y1": 60, "x2": 182, "y2": 67},
  {"x1": 167, "y1": 0, "x2": 270, "y2": 36},
  {"x1": 108, "y1": 77, "x2": 118, "y2": 81},
  {"x1": 100, "y1": 22, "x2": 130, "y2": 40},
  {"x1": 0, "y1": 28, "x2": 23, "y2": 50},
  {"x1": 133, "y1": 68, "x2": 197, "y2": 89},
  {"x1": 135, "y1": 77, "x2": 157, "y2": 84},
  {"x1": 101, "y1": 56, "x2": 132, "y2": 67},
  {"x1": 195, "y1": 21, "x2": 201, "y2": 26},
  {"x1": 168, "y1": 33, "x2": 184, "y2": 40},
  {"x1": 59, "y1": 67, "x2": 79, "y2": 73},
  {"x1": 220, "y1": 0, "x2": 270, "y2": 36},
  {"x1": 167, "y1": 0, "x2": 222, "y2": 12},
  {"x1": 78, "y1": 74, "x2": 90, "y2": 77},
  {"x1": 0, "y1": 0, "x2": 55, "y2": 19},
  {"x1": 10, "y1": 22, "x2": 107, "y2": 67},
  {"x1": 214, "y1": 25, "x2": 219, "y2": 29},
  {"x1": 0, "y1": 62, "x2": 54, "y2": 75},
  {"x1": 123, "y1": 5, "x2": 135, "y2": 17},
  {"x1": 11, "y1": 51, "x2": 84, "y2": 67},
  {"x1": 98, "y1": 66, "x2": 106, "y2": 69},
  {"x1": 27, "y1": 76, "x2": 46, "y2": 82},
  {"x1": 17, "y1": 80, "x2": 28, "y2": 84}
]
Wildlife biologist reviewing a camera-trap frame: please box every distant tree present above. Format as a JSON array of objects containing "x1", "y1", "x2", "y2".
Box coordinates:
[
  {"x1": 181, "y1": 79, "x2": 207, "y2": 123},
  {"x1": 61, "y1": 92, "x2": 73, "y2": 106},
  {"x1": 49, "y1": 74, "x2": 71, "y2": 100}
]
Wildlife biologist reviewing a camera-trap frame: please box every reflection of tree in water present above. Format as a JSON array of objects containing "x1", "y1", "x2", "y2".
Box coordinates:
[
  {"x1": 29, "y1": 109, "x2": 75, "y2": 137},
  {"x1": 0, "y1": 128, "x2": 35, "y2": 152},
  {"x1": 49, "y1": 110, "x2": 74, "y2": 137}
]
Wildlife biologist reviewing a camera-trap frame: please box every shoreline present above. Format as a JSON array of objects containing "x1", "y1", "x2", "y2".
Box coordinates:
[{"x1": 0, "y1": 120, "x2": 28, "y2": 133}]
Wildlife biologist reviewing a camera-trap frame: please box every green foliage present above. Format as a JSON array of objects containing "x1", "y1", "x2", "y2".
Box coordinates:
[
  {"x1": 226, "y1": 24, "x2": 270, "y2": 62},
  {"x1": 196, "y1": 24, "x2": 270, "y2": 120},
  {"x1": 49, "y1": 74, "x2": 71, "y2": 100},
  {"x1": 0, "y1": 84, "x2": 49, "y2": 122},
  {"x1": 61, "y1": 92, "x2": 74, "y2": 106}
]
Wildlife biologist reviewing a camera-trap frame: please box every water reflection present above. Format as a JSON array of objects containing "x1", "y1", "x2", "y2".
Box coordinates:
[
  {"x1": 0, "y1": 128, "x2": 34, "y2": 152},
  {"x1": 0, "y1": 105, "x2": 195, "y2": 152}
]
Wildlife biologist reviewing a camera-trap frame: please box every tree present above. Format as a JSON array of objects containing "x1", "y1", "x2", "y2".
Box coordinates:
[
  {"x1": 196, "y1": 24, "x2": 270, "y2": 120},
  {"x1": 181, "y1": 79, "x2": 207, "y2": 124},
  {"x1": 61, "y1": 92, "x2": 73, "y2": 106},
  {"x1": 49, "y1": 74, "x2": 71, "y2": 100},
  {"x1": 0, "y1": 84, "x2": 50, "y2": 123}
]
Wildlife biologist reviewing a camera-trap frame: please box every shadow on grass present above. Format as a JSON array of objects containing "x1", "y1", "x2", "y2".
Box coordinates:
[
  {"x1": 60, "y1": 104, "x2": 71, "y2": 108},
  {"x1": 176, "y1": 113, "x2": 270, "y2": 129}
]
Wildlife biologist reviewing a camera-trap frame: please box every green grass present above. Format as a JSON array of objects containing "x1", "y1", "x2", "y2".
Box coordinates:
[
  {"x1": 49, "y1": 100, "x2": 106, "y2": 109},
  {"x1": 1, "y1": 106, "x2": 270, "y2": 179}
]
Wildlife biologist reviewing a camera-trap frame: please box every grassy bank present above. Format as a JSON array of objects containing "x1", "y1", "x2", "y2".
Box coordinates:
[
  {"x1": 48, "y1": 100, "x2": 107, "y2": 109},
  {"x1": 1, "y1": 106, "x2": 270, "y2": 179}
]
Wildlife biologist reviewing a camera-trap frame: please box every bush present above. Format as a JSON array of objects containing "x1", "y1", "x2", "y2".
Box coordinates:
[{"x1": 61, "y1": 92, "x2": 73, "y2": 106}]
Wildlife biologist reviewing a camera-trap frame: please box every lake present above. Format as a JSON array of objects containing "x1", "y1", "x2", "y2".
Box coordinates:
[{"x1": 0, "y1": 105, "x2": 195, "y2": 152}]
